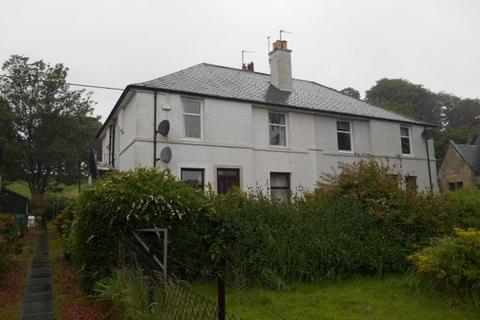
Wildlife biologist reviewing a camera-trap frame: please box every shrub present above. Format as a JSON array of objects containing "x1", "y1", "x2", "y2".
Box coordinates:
[
  {"x1": 71, "y1": 169, "x2": 212, "y2": 291},
  {"x1": 0, "y1": 213, "x2": 19, "y2": 253},
  {"x1": 0, "y1": 249, "x2": 10, "y2": 282},
  {"x1": 409, "y1": 228, "x2": 480, "y2": 307},
  {"x1": 441, "y1": 189, "x2": 480, "y2": 229},
  {"x1": 71, "y1": 160, "x2": 455, "y2": 290},
  {"x1": 208, "y1": 160, "x2": 449, "y2": 286}
]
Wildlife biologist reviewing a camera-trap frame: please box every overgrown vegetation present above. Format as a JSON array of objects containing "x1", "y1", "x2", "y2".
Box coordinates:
[
  {"x1": 65, "y1": 160, "x2": 480, "y2": 293},
  {"x1": 409, "y1": 228, "x2": 480, "y2": 308},
  {"x1": 70, "y1": 169, "x2": 211, "y2": 291},
  {"x1": 0, "y1": 213, "x2": 21, "y2": 280}
]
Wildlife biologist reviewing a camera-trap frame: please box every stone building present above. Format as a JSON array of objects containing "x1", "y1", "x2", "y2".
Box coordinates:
[{"x1": 438, "y1": 119, "x2": 480, "y2": 191}]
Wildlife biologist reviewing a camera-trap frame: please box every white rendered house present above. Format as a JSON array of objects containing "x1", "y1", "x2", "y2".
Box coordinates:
[{"x1": 97, "y1": 40, "x2": 438, "y2": 197}]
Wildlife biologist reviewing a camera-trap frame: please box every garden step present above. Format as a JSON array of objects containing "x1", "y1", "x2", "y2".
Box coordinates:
[
  {"x1": 21, "y1": 311, "x2": 53, "y2": 320},
  {"x1": 25, "y1": 282, "x2": 52, "y2": 294},
  {"x1": 30, "y1": 272, "x2": 51, "y2": 280},
  {"x1": 21, "y1": 301, "x2": 53, "y2": 316},
  {"x1": 30, "y1": 267, "x2": 51, "y2": 275},
  {"x1": 20, "y1": 231, "x2": 54, "y2": 320},
  {"x1": 23, "y1": 291, "x2": 53, "y2": 303}
]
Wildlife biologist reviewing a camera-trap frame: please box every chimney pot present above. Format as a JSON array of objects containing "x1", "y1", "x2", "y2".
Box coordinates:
[{"x1": 247, "y1": 62, "x2": 254, "y2": 72}]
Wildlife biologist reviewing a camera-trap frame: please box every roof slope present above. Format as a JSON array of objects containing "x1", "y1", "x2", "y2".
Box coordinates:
[
  {"x1": 452, "y1": 142, "x2": 480, "y2": 173},
  {"x1": 134, "y1": 63, "x2": 427, "y2": 125}
]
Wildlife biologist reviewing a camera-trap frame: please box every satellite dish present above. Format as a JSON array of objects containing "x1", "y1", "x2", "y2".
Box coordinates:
[
  {"x1": 422, "y1": 128, "x2": 435, "y2": 140},
  {"x1": 157, "y1": 120, "x2": 170, "y2": 137},
  {"x1": 159, "y1": 146, "x2": 172, "y2": 163}
]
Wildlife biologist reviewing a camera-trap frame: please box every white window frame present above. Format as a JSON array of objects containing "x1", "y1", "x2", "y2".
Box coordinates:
[
  {"x1": 400, "y1": 126, "x2": 412, "y2": 155},
  {"x1": 181, "y1": 98, "x2": 203, "y2": 140},
  {"x1": 336, "y1": 120, "x2": 353, "y2": 152},
  {"x1": 268, "y1": 111, "x2": 288, "y2": 147}
]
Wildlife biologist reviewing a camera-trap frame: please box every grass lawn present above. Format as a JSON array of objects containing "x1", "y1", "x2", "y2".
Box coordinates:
[
  {"x1": 5, "y1": 179, "x2": 88, "y2": 200},
  {"x1": 193, "y1": 277, "x2": 479, "y2": 320}
]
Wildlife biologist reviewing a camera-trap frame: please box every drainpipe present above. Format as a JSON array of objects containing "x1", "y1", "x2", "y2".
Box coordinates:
[
  {"x1": 153, "y1": 92, "x2": 157, "y2": 167},
  {"x1": 424, "y1": 125, "x2": 434, "y2": 193}
]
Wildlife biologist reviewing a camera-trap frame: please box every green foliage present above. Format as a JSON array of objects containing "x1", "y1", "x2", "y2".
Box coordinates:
[
  {"x1": 0, "y1": 55, "x2": 99, "y2": 197},
  {"x1": 434, "y1": 126, "x2": 472, "y2": 160},
  {"x1": 0, "y1": 249, "x2": 8, "y2": 282},
  {"x1": 71, "y1": 160, "x2": 480, "y2": 291},
  {"x1": 0, "y1": 213, "x2": 20, "y2": 253},
  {"x1": 209, "y1": 160, "x2": 448, "y2": 287},
  {"x1": 365, "y1": 78, "x2": 440, "y2": 124},
  {"x1": 441, "y1": 188, "x2": 480, "y2": 229},
  {"x1": 339, "y1": 87, "x2": 361, "y2": 99},
  {"x1": 71, "y1": 168, "x2": 212, "y2": 291},
  {"x1": 95, "y1": 268, "x2": 164, "y2": 320},
  {"x1": 409, "y1": 228, "x2": 480, "y2": 308}
]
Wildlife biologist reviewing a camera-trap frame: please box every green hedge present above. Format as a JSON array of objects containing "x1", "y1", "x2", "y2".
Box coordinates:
[
  {"x1": 70, "y1": 161, "x2": 480, "y2": 291},
  {"x1": 71, "y1": 169, "x2": 212, "y2": 291}
]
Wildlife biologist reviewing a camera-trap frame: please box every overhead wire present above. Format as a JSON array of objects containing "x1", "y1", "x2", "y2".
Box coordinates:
[{"x1": 0, "y1": 74, "x2": 124, "y2": 91}]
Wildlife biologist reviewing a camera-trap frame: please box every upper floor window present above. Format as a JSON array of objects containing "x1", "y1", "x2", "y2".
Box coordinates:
[
  {"x1": 182, "y1": 99, "x2": 202, "y2": 138},
  {"x1": 400, "y1": 126, "x2": 411, "y2": 155},
  {"x1": 337, "y1": 120, "x2": 352, "y2": 151},
  {"x1": 269, "y1": 112, "x2": 287, "y2": 146}
]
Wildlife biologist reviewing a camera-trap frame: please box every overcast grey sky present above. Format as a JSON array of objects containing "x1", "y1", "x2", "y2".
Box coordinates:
[{"x1": 1, "y1": 0, "x2": 479, "y2": 122}]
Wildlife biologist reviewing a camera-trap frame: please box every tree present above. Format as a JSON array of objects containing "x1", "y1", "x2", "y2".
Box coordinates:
[
  {"x1": 437, "y1": 92, "x2": 480, "y2": 127},
  {"x1": 0, "y1": 97, "x2": 19, "y2": 184},
  {"x1": 0, "y1": 55, "x2": 97, "y2": 200},
  {"x1": 340, "y1": 87, "x2": 361, "y2": 99},
  {"x1": 434, "y1": 126, "x2": 472, "y2": 161},
  {"x1": 365, "y1": 78, "x2": 441, "y2": 124}
]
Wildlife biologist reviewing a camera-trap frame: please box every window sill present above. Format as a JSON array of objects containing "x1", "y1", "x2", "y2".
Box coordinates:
[
  {"x1": 269, "y1": 145, "x2": 290, "y2": 150},
  {"x1": 401, "y1": 153, "x2": 415, "y2": 158},
  {"x1": 181, "y1": 137, "x2": 204, "y2": 142}
]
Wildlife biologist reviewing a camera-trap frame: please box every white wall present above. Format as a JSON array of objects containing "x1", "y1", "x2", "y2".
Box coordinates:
[{"x1": 101, "y1": 89, "x2": 438, "y2": 193}]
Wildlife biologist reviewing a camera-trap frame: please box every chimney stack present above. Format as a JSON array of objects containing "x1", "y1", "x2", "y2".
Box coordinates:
[
  {"x1": 269, "y1": 40, "x2": 292, "y2": 92},
  {"x1": 242, "y1": 62, "x2": 255, "y2": 72}
]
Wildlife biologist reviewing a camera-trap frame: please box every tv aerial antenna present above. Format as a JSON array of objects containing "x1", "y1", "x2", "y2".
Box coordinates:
[
  {"x1": 280, "y1": 29, "x2": 293, "y2": 41},
  {"x1": 241, "y1": 50, "x2": 255, "y2": 66}
]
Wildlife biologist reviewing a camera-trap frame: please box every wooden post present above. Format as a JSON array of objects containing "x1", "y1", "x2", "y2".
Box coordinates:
[{"x1": 217, "y1": 274, "x2": 225, "y2": 320}]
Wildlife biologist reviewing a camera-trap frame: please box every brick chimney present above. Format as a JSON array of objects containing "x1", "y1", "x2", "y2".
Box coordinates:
[
  {"x1": 269, "y1": 40, "x2": 292, "y2": 92},
  {"x1": 242, "y1": 62, "x2": 255, "y2": 72}
]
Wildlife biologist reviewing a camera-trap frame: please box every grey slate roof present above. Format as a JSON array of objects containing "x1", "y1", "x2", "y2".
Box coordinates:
[
  {"x1": 134, "y1": 63, "x2": 427, "y2": 125},
  {"x1": 452, "y1": 142, "x2": 480, "y2": 173}
]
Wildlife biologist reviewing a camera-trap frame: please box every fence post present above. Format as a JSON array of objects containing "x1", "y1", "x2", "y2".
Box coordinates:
[{"x1": 217, "y1": 274, "x2": 225, "y2": 320}]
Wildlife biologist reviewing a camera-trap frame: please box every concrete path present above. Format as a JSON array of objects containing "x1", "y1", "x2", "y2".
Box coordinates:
[{"x1": 19, "y1": 232, "x2": 53, "y2": 320}]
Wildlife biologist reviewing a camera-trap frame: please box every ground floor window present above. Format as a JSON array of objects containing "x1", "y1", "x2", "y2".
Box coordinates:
[
  {"x1": 217, "y1": 168, "x2": 240, "y2": 194},
  {"x1": 405, "y1": 176, "x2": 417, "y2": 192},
  {"x1": 181, "y1": 168, "x2": 204, "y2": 190},
  {"x1": 270, "y1": 172, "x2": 291, "y2": 201},
  {"x1": 448, "y1": 181, "x2": 463, "y2": 191}
]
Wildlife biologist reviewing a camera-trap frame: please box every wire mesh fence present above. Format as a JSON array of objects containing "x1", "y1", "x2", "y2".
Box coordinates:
[{"x1": 120, "y1": 232, "x2": 240, "y2": 320}]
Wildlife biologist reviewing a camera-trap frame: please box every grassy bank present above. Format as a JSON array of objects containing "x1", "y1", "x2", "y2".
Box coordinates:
[{"x1": 194, "y1": 277, "x2": 480, "y2": 320}]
